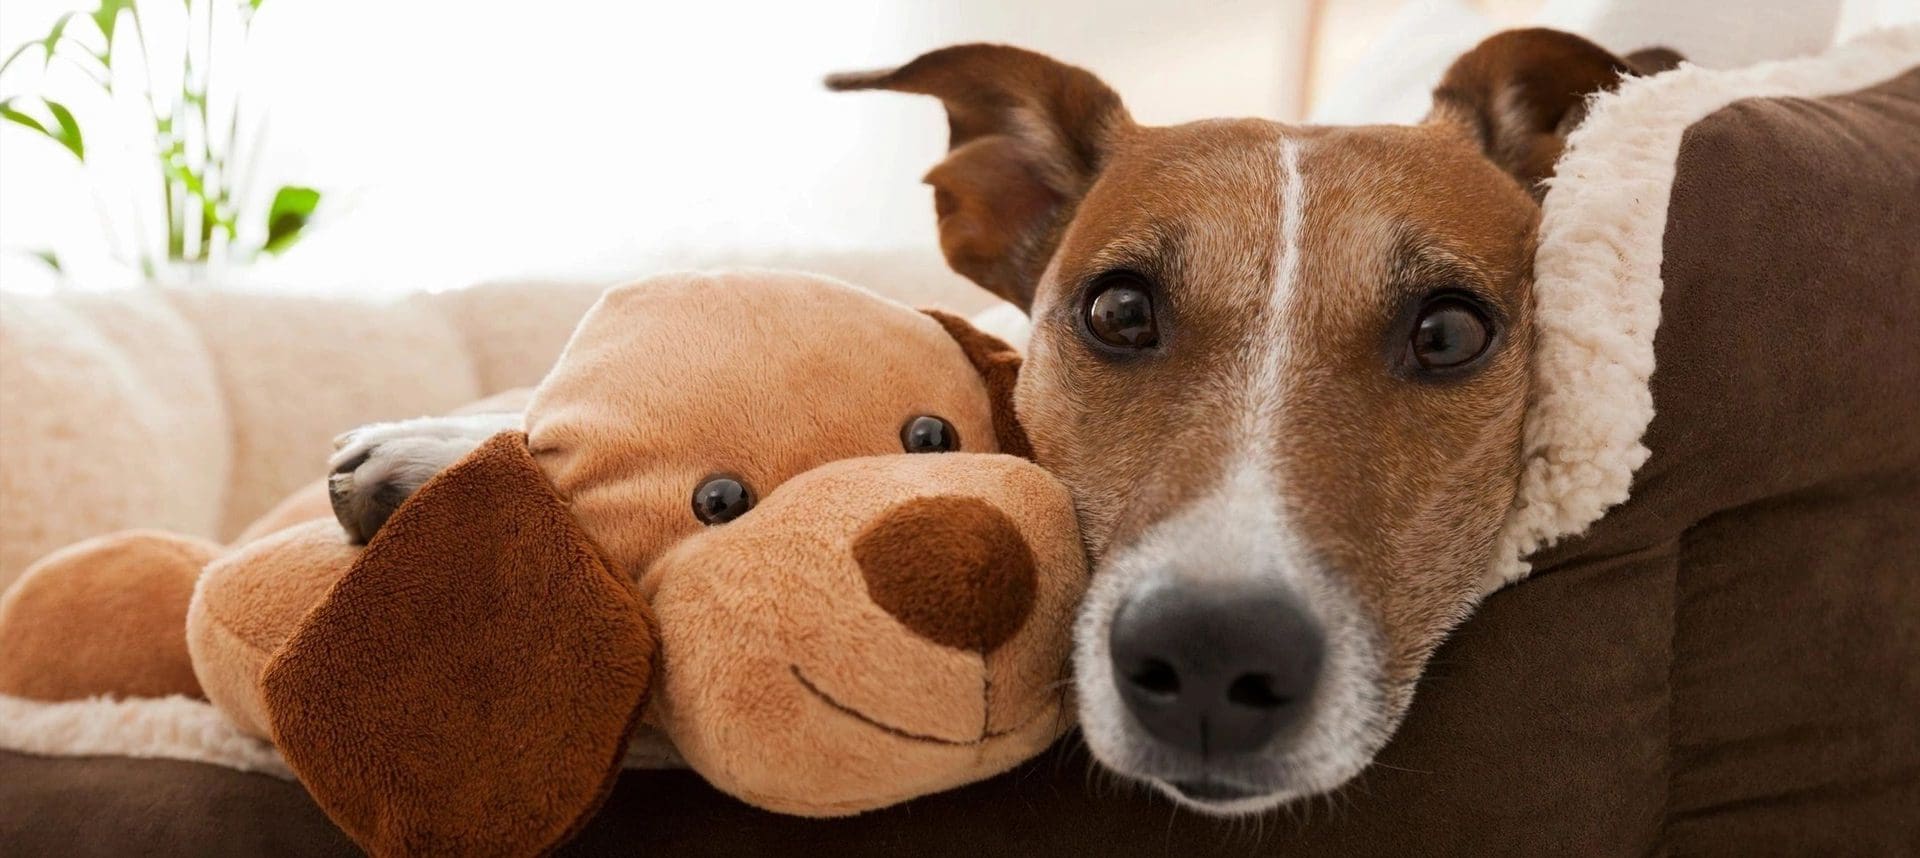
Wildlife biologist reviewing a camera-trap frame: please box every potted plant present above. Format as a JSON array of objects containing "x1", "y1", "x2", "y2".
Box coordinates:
[{"x1": 1, "y1": 0, "x2": 321, "y2": 283}]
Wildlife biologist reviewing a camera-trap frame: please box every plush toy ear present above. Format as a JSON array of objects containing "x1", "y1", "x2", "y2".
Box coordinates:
[
  {"x1": 1427, "y1": 28, "x2": 1648, "y2": 197},
  {"x1": 923, "y1": 309, "x2": 1032, "y2": 459},
  {"x1": 260, "y1": 431, "x2": 655, "y2": 857},
  {"x1": 828, "y1": 45, "x2": 1133, "y2": 309}
]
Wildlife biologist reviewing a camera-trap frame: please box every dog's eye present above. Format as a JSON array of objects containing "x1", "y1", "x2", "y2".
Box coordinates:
[
  {"x1": 901, "y1": 415, "x2": 958, "y2": 453},
  {"x1": 1084, "y1": 273, "x2": 1159, "y2": 350},
  {"x1": 1410, "y1": 298, "x2": 1492, "y2": 370},
  {"x1": 691, "y1": 475, "x2": 752, "y2": 525}
]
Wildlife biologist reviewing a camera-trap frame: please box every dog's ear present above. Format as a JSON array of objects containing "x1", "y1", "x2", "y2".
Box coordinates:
[
  {"x1": 261, "y1": 432, "x2": 656, "y2": 857},
  {"x1": 923, "y1": 309, "x2": 1032, "y2": 459},
  {"x1": 829, "y1": 45, "x2": 1133, "y2": 310},
  {"x1": 1427, "y1": 28, "x2": 1649, "y2": 197}
]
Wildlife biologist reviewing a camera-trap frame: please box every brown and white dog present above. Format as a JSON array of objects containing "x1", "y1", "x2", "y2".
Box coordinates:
[{"x1": 331, "y1": 29, "x2": 1677, "y2": 815}]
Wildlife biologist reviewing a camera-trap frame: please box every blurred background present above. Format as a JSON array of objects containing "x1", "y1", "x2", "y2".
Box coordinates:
[{"x1": 0, "y1": 0, "x2": 1913, "y2": 298}]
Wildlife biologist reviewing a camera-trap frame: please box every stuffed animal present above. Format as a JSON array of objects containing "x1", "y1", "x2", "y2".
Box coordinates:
[{"x1": 0, "y1": 271, "x2": 1088, "y2": 856}]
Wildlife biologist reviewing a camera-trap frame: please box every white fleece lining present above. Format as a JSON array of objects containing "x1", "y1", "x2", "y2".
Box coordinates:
[
  {"x1": 0, "y1": 693, "x2": 686, "y2": 775},
  {"x1": 0, "y1": 693, "x2": 293, "y2": 777},
  {"x1": 1485, "y1": 26, "x2": 1920, "y2": 592}
]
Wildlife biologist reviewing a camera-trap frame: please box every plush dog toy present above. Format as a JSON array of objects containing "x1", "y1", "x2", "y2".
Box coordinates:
[{"x1": 0, "y1": 271, "x2": 1087, "y2": 856}]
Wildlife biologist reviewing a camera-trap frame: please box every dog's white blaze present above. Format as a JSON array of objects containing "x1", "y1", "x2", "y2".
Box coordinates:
[{"x1": 1243, "y1": 136, "x2": 1307, "y2": 454}]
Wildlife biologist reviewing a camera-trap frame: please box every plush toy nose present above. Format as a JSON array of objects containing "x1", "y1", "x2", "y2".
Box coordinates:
[{"x1": 852, "y1": 496, "x2": 1038, "y2": 654}]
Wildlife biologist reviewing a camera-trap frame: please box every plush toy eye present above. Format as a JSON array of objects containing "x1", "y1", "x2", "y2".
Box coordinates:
[
  {"x1": 901, "y1": 415, "x2": 958, "y2": 453},
  {"x1": 1410, "y1": 297, "x2": 1493, "y2": 371},
  {"x1": 1083, "y1": 272, "x2": 1159, "y2": 350},
  {"x1": 691, "y1": 475, "x2": 752, "y2": 525}
]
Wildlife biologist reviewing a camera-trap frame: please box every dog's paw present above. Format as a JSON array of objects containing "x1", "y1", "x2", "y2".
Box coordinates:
[{"x1": 327, "y1": 414, "x2": 518, "y2": 544}]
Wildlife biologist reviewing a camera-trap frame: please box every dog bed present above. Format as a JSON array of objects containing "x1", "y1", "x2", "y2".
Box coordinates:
[{"x1": 4, "y1": 28, "x2": 1918, "y2": 857}]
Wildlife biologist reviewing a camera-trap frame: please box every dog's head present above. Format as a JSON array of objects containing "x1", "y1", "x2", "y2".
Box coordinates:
[{"x1": 832, "y1": 29, "x2": 1660, "y2": 812}]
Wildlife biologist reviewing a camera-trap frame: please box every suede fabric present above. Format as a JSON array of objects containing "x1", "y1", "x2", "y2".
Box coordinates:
[{"x1": 0, "y1": 530, "x2": 217, "y2": 701}]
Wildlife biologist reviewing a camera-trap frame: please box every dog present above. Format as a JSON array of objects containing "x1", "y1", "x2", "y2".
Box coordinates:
[{"x1": 329, "y1": 29, "x2": 1677, "y2": 816}]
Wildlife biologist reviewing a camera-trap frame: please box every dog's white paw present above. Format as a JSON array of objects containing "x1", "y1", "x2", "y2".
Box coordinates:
[{"x1": 327, "y1": 413, "x2": 519, "y2": 543}]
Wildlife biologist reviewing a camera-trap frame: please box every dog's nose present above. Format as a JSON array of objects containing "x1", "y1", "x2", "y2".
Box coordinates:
[
  {"x1": 853, "y1": 496, "x2": 1038, "y2": 653},
  {"x1": 1109, "y1": 583, "x2": 1324, "y2": 755}
]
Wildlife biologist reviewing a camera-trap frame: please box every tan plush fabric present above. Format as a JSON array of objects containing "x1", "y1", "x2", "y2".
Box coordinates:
[
  {"x1": 646, "y1": 452, "x2": 1081, "y2": 816},
  {"x1": 525, "y1": 271, "x2": 1004, "y2": 577},
  {"x1": 0, "y1": 530, "x2": 219, "y2": 701},
  {"x1": 187, "y1": 521, "x2": 361, "y2": 739}
]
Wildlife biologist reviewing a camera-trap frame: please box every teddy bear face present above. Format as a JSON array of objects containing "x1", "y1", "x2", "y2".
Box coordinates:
[
  {"x1": 518, "y1": 271, "x2": 1086, "y2": 813},
  {"x1": 523, "y1": 271, "x2": 1003, "y2": 579},
  {"x1": 639, "y1": 452, "x2": 1085, "y2": 816}
]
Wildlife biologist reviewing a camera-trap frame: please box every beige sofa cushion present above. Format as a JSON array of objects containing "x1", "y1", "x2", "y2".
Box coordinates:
[
  {"x1": 0, "y1": 291, "x2": 231, "y2": 583},
  {"x1": 0, "y1": 283, "x2": 603, "y2": 587}
]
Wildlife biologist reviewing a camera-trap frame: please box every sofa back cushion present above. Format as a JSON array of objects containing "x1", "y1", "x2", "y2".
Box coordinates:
[{"x1": 0, "y1": 281, "x2": 609, "y2": 588}]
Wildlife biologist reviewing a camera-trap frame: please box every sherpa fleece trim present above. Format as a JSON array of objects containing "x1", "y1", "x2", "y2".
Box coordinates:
[
  {"x1": 0, "y1": 693, "x2": 685, "y2": 775},
  {"x1": 1487, "y1": 25, "x2": 1920, "y2": 592},
  {"x1": 0, "y1": 693, "x2": 292, "y2": 777}
]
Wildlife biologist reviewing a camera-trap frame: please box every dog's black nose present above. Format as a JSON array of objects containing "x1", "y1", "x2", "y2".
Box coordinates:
[{"x1": 1109, "y1": 583, "x2": 1324, "y2": 755}]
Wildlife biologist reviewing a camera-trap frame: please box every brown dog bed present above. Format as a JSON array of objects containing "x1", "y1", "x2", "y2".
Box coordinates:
[{"x1": 5, "y1": 32, "x2": 1918, "y2": 857}]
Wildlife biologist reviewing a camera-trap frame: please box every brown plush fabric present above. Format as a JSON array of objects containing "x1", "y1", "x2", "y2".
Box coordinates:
[
  {"x1": 0, "y1": 531, "x2": 217, "y2": 701},
  {"x1": 853, "y1": 495, "x2": 1039, "y2": 653},
  {"x1": 924, "y1": 309, "x2": 1034, "y2": 458},
  {"x1": 261, "y1": 432, "x2": 656, "y2": 858}
]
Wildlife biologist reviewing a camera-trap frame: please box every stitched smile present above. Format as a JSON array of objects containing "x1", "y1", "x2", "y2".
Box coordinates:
[{"x1": 789, "y1": 665, "x2": 1047, "y2": 747}]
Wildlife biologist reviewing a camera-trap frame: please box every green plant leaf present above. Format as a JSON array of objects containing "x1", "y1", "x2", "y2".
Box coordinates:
[
  {"x1": 262, "y1": 185, "x2": 321, "y2": 254},
  {"x1": 26, "y1": 249, "x2": 63, "y2": 273},
  {"x1": 0, "y1": 98, "x2": 85, "y2": 160},
  {"x1": 0, "y1": 99, "x2": 50, "y2": 136},
  {"x1": 90, "y1": 0, "x2": 132, "y2": 46},
  {"x1": 44, "y1": 100, "x2": 84, "y2": 160},
  {"x1": 0, "y1": 12, "x2": 73, "y2": 76},
  {"x1": 46, "y1": 12, "x2": 75, "y2": 50},
  {"x1": 0, "y1": 42, "x2": 40, "y2": 76}
]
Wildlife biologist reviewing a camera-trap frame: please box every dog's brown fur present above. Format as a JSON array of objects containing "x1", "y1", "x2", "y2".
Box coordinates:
[{"x1": 831, "y1": 28, "x2": 1658, "y2": 811}]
